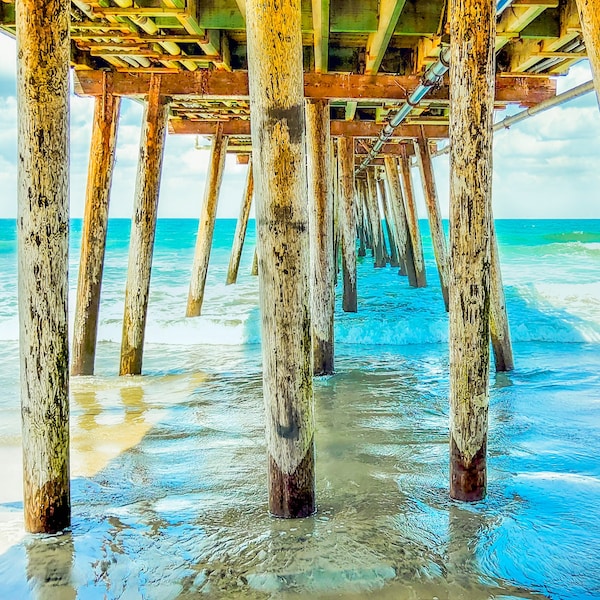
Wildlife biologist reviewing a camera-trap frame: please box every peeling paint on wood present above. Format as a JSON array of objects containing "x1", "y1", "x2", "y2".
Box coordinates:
[
  {"x1": 246, "y1": 0, "x2": 315, "y2": 517},
  {"x1": 448, "y1": 0, "x2": 496, "y2": 502},
  {"x1": 72, "y1": 93, "x2": 120, "y2": 376},
  {"x1": 120, "y1": 76, "x2": 168, "y2": 376},
  {"x1": 574, "y1": 0, "x2": 600, "y2": 106},
  {"x1": 17, "y1": 0, "x2": 71, "y2": 533}
]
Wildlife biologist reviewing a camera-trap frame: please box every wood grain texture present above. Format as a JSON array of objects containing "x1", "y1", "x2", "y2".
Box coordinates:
[
  {"x1": 399, "y1": 151, "x2": 427, "y2": 287},
  {"x1": 448, "y1": 0, "x2": 496, "y2": 502},
  {"x1": 415, "y1": 132, "x2": 449, "y2": 310},
  {"x1": 378, "y1": 176, "x2": 400, "y2": 268},
  {"x1": 338, "y1": 137, "x2": 357, "y2": 313},
  {"x1": 226, "y1": 156, "x2": 254, "y2": 285},
  {"x1": 365, "y1": 169, "x2": 386, "y2": 267},
  {"x1": 187, "y1": 123, "x2": 228, "y2": 315},
  {"x1": 306, "y1": 100, "x2": 335, "y2": 375},
  {"x1": 72, "y1": 93, "x2": 120, "y2": 376},
  {"x1": 17, "y1": 0, "x2": 71, "y2": 533},
  {"x1": 384, "y1": 156, "x2": 419, "y2": 285},
  {"x1": 489, "y1": 225, "x2": 514, "y2": 371},
  {"x1": 120, "y1": 76, "x2": 168, "y2": 375},
  {"x1": 574, "y1": 0, "x2": 600, "y2": 106},
  {"x1": 246, "y1": 0, "x2": 315, "y2": 517}
]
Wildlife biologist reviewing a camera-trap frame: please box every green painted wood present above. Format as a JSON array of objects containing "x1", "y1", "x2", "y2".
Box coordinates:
[
  {"x1": 330, "y1": 0, "x2": 378, "y2": 32},
  {"x1": 520, "y1": 9, "x2": 560, "y2": 38},
  {"x1": 394, "y1": 0, "x2": 445, "y2": 35}
]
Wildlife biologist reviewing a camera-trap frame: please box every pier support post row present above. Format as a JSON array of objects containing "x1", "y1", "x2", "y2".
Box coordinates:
[
  {"x1": 72, "y1": 92, "x2": 121, "y2": 376},
  {"x1": 575, "y1": 0, "x2": 600, "y2": 105},
  {"x1": 338, "y1": 137, "x2": 358, "y2": 312},
  {"x1": 17, "y1": 0, "x2": 71, "y2": 533},
  {"x1": 226, "y1": 157, "x2": 254, "y2": 285},
  {"x1": 377, "y1": 175, "x2": 400, "y2": 268},
  {"x1": 187, "y1": 123, "x2": 228, "y2": 315},
  {"x1": 306, "y1": 99, "x2": 335, "y2": 375},
  {"x1": 399, "y1": 149, "x2": 427, "y2": 287},
  {"x1": 120, "y1": 76, "x2": 169, "y2": 376},
  {"x1": 366, "y1": 169, "x2": 386, "y2": 267},
  {"x1": 449, "y1": 0, "x2": 496, "y2": 501},
  {"x1": 415, "y1": 130, "x2": 450, "y2": 310},
  {"x1": 246, "y1": 0, "x2": 315, "y2": 517},
  {"x1": 384, "y1": 156, "x2": 418, "y2": 286}
]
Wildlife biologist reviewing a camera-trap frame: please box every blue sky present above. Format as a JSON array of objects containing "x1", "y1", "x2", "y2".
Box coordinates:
[{"x1": 0, "y1": 33, "x2": 599, "y2": 219}]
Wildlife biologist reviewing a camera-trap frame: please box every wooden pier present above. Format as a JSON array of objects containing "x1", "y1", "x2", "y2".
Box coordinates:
[{"x1": 2, "y1": 0, "x2": 599, "y2": 529}]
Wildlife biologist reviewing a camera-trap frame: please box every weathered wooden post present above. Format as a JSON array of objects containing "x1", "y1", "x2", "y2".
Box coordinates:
[
  {"x1": 246, "y1": 0, "x2": 315, "y2": 517},
  {"x1": 377, "y1": 175, "x2": 400, "y2": 267},
  {"x1": 119, "y1": 76, "x2": 169, "y2": 376},
  {"x1": 226, "y1": 157, "x2": 254, "y2": 285},
  {"x1": 338, "y1": 136, "x2": 358, "y2": 312},
  {"x1": 72, "y1": 92, "x2": 121, "y2": 376},
  {"x1": 384, "y1": 156, "x2": 419, "y2": 286},
  {"x1": 490, "y1": 226, "x2": 514, "y2": 371},
  {"x1": 575, "y1": 0, "x2": 600, "y2": 105},
  {"x1": 448, "y1": 0, "x2": 496, "y2": 501},
  {"x1": 415, "y1": 131, "x2": 449, "y2": 309},
  {"x1": 306, "y1": 99, "x2": 335, "y2": 375},
  {"x1": 187, "y1": 124, "x2": 228, "y2": 315},
  {"x1": 17, "y1": 0, "x2": 71, "y2": 533},
  {"x1": 355, "y1": 177, "x2": 367, "y2": 257},
  {"x1": 251, "y1": 247, "x2": 259, "y2": 276},
  {"x1": 399, "y1": 149, "x2": 427, "y2": 287},
  {"x1": 366, "y1": 169, "x2": 386, "y2": 267}
]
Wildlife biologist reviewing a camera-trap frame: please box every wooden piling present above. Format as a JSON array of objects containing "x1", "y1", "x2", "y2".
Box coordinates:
[
  {"x1": 575, "y1": 0, "x2": 600, "y2": 105},
  {"x1": 366, "y1": 169, "x2": 386, "y2": 267},
  {"x1": 384, "y1": 156, "x2": 419, "y2": 286},
  {"x1": 399, "y1": 150, "x2": 427, "y2": 287},
  {"x1": 415, "y1": 131, "x2": 450, "y2": 310},
  {"x1": 377, "y1": 176, "x2": 399, "y2": 267},
  {"x1": 306, "y1": 99, "x2": 335, "y2": 375},
  {"x1": 448, "y1": 0, "x2": 496, "y2": 502},
  {"x1": 338, "y1": 137, "x2": 358, "y2": 312},
  {"x1": 226, "y1": 157, "x2": 254, "y2": 285},
  {"x1": 246, "y1": 0, "x2": 315, "y2": 517},
  {"x1": 119, "y1": 76, "x2": 168, "y2": 376},
  {"x1": 17, "y1": 0, "x2": 71, "y2": 533},
  {"x1": 187, "y1": 124, "x2": 228, "y2": 315},
  {"x1": 251, "y1": 247, "x2": 258, "y2": 276},
  {"x1": 72, "y1": 93, "x2": 121, "y2": 376},
  {"x1": 490, "y1": 226, "x2": 514, "y2": 371}
]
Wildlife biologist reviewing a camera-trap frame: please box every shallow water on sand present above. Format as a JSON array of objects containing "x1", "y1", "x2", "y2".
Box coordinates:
[{"x1": 1, "y1": 342, "x2": 600, "y2": 599}]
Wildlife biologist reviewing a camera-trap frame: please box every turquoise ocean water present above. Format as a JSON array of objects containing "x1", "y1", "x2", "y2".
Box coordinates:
[{"x1": 0, "y1": 218, "x2": 599, "y2": 599}]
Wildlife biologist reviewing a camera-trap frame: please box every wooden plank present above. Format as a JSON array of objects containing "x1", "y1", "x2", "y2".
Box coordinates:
[
  {"x1": 448, "y1": 0, "x2": 495, "y2": 502},
  {"x1": 330, "y1": 0, "x2": 378, "y2": 32},
  {"x1": 18, "y1": 0, "x2": 71, "y2": 534},
  {"x1": 74, "y1": 70, "x2": 558, "y2": 104},
  {"x1": 365, "y1": 0, "x2": 408, "y2": 74},
  {"x1": 312, "y1": 0, "x2": 330, "y2": 72},
  {"x1": 394, "y1": 0, "x2": 445, "y2": 35},
  {"x1": 246, "y1": 0, "x2": 315, "y2": 518}
]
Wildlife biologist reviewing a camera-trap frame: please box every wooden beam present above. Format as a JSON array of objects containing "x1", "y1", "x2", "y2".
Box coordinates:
[
  {"x1": 338, "y1": 137, "x2": 357, "y2": 312},
  {"x1": 365, "y1": 0, "x2": 407, "y2": 74},
  {"x1": 186, "y1": 124, "x2": 228, "y2": 316},
  {"x1": 169, "y1": 119, "x2": 450, "y2": 138},
  {"x1": 72, "y1": 93, "x2": 120, "y2": 376},
  {"x1": 575, "y1": 0, "x2": 600, "y2": 105},
  {"x1": 312, "y1": 0, "x2": 330, "y2": 72},
  {"x1": 18, "y1": 0, "x2": 71, "y2": 534},
  {"x1": 119, "y1": 77, "x2": 169, "y2": 376},
  {"x1": 306, "y1": 99, "x2": 335, "y2": 375},
  {"x1": 74, "y1": 70, "x2": 558, "y2": 105},
  {"x1": 449, "y1": 0, "x2": 495, "y2": 502},
  {"x1": 246, "y1": 0, "x2": 315, "y2": 518},
  {"x1": 496, "y1": 2, "x2": 551, "y2": 50}
]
